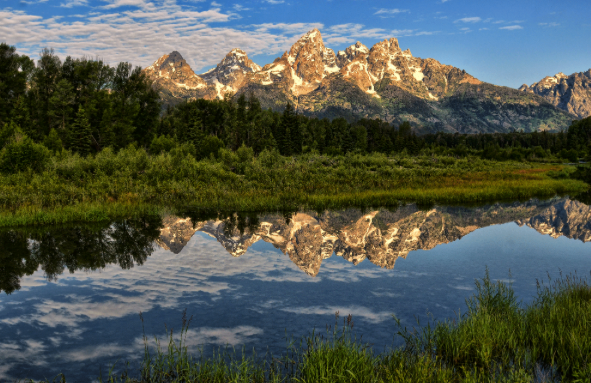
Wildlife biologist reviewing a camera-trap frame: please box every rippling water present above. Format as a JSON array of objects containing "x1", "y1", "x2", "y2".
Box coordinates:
[{"x1": 1, "y1": 197, "x2": 590, "y2": 380}]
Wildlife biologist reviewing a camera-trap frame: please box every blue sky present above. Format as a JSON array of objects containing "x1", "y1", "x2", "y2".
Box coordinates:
[{"x1": 2, "y1": 0, "x2": 590, "y2": 88}]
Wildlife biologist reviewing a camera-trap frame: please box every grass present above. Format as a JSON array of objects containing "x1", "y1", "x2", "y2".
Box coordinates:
[
  {"x1": 0, "y1": 147, "x2": 587, "y2": 226},
  {"x1": 30, "y1": 271, "x2": 591, "y2": 383}
]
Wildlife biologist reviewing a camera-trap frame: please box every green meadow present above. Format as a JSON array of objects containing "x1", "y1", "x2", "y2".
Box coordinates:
[{"x1": 0, "y1": 146, "x2": 587, "y2": 227}]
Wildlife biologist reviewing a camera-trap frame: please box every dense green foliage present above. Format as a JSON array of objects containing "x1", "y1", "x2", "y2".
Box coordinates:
[
  {"x1": 0, "y1": 44, "x2": 160, "y2": 153},
  {"x1": 31, "y1": 272, "x2": 591, "y2": 382},
  {"x1": 0, "y1": 145, "x2": 586, "y2": 226}
]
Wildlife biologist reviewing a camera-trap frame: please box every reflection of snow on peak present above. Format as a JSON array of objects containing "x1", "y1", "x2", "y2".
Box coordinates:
[{"x1": 155, "y1": 198, "x2": 590, "y2": 276}]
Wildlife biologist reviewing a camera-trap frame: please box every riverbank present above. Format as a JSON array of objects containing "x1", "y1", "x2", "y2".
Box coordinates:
[
  {"x1": 0, "y1": 147, "x2": 587, "y2": 226},
  {"x1": 33, "y1": 271, "x2": 590, "y2": 382}
]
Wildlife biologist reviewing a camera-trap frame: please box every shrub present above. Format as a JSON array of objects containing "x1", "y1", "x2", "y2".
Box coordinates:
[
  {"x1": 43, "y1": 128, "x2": 63, "y2": 153},
  {"x1": 197, "y1": 135, "x2": 224, "y2": 160},
  {"x1": 0, "y1": 131, "x2": 50, "y2": 173},
  {"x1": 149, "y1": 135, "x2": 176, "y2": 154},
  {"x1": 257, "y1": 148, "x2": 282, "y2": 169}
]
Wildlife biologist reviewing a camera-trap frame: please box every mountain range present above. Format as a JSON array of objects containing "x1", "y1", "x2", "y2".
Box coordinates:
[
  {"x1": 156, "y1": 198, "x2": 591, "y2": 277},
  {"x1": 519, "y1": 69, "x2": 591, "y2": 119},
  {"x1": 144, "y1": 29, "x2": 587, "y2": 134}
]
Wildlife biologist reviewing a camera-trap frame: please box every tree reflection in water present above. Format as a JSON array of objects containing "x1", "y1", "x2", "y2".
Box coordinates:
[{"x1": 0, "y1": 215, "x2": 162, "y2": 294}]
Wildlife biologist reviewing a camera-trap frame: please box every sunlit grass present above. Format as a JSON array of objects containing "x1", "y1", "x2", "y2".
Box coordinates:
[{"x1": 0, "y1": 148, "x2": 587, "y2": 226}]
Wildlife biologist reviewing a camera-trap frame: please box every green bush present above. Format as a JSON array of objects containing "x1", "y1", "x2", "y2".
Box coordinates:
[
  {"x1": 0, "y1": 131, "x2": 50, "y2": 173},
  {"x1": 43, "y1": 128, "x2": 63, "y2": 153},
  {"x1": 257, "y1": 148, "x2": 282, "y2": 169},
  {"x1": 149, "y1": 134, "x2": 176, "y2": 154},
  {"x1": 197, "y1": 135, "x2": 225, "y2": 160}
]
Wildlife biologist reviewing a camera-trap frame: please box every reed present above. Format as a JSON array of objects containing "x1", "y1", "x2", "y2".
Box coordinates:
[
  {"x1": 29, "y1": 271, "x2": 582, "y2": 383},
  {"x1": 0, "y1": 148, "x2": 587, "y2": 226}
]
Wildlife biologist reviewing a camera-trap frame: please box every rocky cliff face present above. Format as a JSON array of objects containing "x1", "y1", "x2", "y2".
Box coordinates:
[
  {"x1": 143, "y1": 30, "x2": 576, "y2": 133},
  {"x1": 155, "y1": 198, "x2": 590, "y2": 276},
  {"x1": 519, "y1": 70, "x2": 591, "y2": 118},
  {"x1": 200, "y1": 48, "x2": 262, "y2": 99},
  {"x1": 144, "y1": 51, "x2": 216, "y2": 105}
]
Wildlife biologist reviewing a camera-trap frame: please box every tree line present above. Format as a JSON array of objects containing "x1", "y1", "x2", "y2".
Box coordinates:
[{"x1": 1, "y1": 42, "x2": 590, "y2": 170}]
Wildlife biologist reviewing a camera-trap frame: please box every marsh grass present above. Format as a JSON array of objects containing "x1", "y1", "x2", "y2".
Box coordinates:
[
  {"x1": 0, "y1": 148, "x2": 587, "y2": 226},
  {"x1": 45, "y1": 271, "x2": 587, "y2": 383}
]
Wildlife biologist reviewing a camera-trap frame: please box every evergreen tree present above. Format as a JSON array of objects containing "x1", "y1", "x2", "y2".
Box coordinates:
[
  {"x1": 48, "y1": 79, "x2": 75, "y2": 131},
  {"x1": 0, "y1": 121, "x2": 19, "y2": 150},
  {"x1": 43, "y1": 128, "x2": 63, "y2": 153},
  {"x1": 351, "y1": 125, "x2": 368, "y2": 152},
  {"x1": 280, "y1": 103, "x2": 298, "y2": 155},
  {"x1": 31, "y1": 48, "x2": 62, "y2": 135},
  {"x1": 291, "y1": 116, "x2": 303, "y2": 155},
  {"x1": 0, "y1": 44, "x2": 33, "y2": 126},
  {"x1": 68, "y1": 106, "x2": 92, "y2": 156},
  {"x1": 232, "y1": 93, "x2": 247, "y2": 149},
  {"x1": 9, "y1": 97, "x2": 34, "y2": 140},
  {"x1": 99, "y1": 105, "x2": 116, "y2": 150}
]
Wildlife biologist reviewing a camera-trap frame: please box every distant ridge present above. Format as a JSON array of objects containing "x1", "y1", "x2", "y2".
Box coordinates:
[{"x1": 519, "y1": 69, "x2": 591, "y2": 119}]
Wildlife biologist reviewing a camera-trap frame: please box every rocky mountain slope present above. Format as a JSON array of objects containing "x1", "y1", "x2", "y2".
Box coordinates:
[
  {"x1": 143, "y1": 51, "x2": 216, "y2": 106},
  {"x1": 155, "y1": 198, "x2": 590, "y2": 277},
  {"x1": 519, "y1": 69, "x2": 591, "y2": 119},
  {"x1": 144, "y1": 29, "x2": 576, "y2": 133}
]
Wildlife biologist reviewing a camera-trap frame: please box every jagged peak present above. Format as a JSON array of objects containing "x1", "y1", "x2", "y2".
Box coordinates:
[
  {"x1": 157, "y1": 51, "x2": 187, "y2": 68},
  {"x1": 167, "y1": 51, "x2": 184, "y2": 61},
  {"x1": 216, "y1": 48, "x2": 261, "y2": 71},
  {"x1": 346, "y1": 41, "x2": 369, "y2": 55},
  {"x1": 369, "y1": 37, "x2": 402, "y2": 56},
  {"x1": 228, "y1": 48, "x2": 246, "y2": 56},
  {"x1": 290, "y1": 28, "x2": 326, "y2": 53},
  {"x1": 303, "y1": 28, "x2": 321, "y2": 40}
]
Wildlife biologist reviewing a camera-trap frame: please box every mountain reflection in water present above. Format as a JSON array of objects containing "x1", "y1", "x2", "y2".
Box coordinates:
[{"x1": 1, "y1": 197, "x2": 590, "y2": 295}]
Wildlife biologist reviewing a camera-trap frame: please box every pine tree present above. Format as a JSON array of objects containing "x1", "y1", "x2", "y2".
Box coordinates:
[
  {"x1": 48, "y1": 79, "x2": 75, "y2": 132},
  {"x1": 280, "y1": 103, "x2": 298, "y2": 155},
  {"x1": 43, "y1": 128, "x2": 63, "y2": 153},
  {"x1": 10, "y1": 97, "x2": 34, "y2": 140},
  {"x1": 68, "y1": 106, "x2": 92, "y2": 156}
]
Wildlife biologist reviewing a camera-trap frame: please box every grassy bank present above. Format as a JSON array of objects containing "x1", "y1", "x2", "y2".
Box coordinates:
[
  {"x1": 0, "y1": 146, "x2": 588, "y2": 226},
  {"x1": 32, "y1": 271, "x2": 589, "y2": 382}
]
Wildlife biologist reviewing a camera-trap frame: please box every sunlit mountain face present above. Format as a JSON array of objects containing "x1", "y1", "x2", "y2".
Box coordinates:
[{"x1": 0, "y1": 198, "x2": 590, "y2": 380}]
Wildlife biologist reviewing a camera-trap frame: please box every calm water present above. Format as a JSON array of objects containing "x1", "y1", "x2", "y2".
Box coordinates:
[{"x1": 1, "y1": 198, "x2": 590, "y2": 380}]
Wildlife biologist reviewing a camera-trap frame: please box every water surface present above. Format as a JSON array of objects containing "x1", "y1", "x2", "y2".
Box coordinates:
[{"x1": 1, "y1": 198, "x2": 590, "y2": 380}]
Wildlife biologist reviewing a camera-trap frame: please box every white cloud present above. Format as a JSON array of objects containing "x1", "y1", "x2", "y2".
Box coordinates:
[
  {"x1": 233, "y1": 4, "x2": 249, "y2": 11},
  {"x1": 60, "y1": 0, "x2": 89, "y2": 7},
  {"x1": 100, "y1": 0, "x2": 154, "y2": 9},
  {"x1": 280, "y1": 305, "x2": 394, "y2": 324},
  {"x1": 374, "y1": 8, "x2": 409, "y2": 18},
  {"x1": 265, "y1": 0, "x2": 284, "y2": 3},
  {"x1": 210, "y1": 1, "x2": 221, "y2": 6},
  {"x1": 500, "y1": 25, "x2": 523, "y2": 30},
  {"x1": 454, "y1": 17, "x2": 481, "y2": 23},
  {"x1": 414, "y1": 31, "x2": 439, "y2": 36},
  {"x1": 3, "y1": 1, "x2": 437, "y2": 76},
  {"x1": 539, "y1": 22, "x2": 560, "y2": 27}
]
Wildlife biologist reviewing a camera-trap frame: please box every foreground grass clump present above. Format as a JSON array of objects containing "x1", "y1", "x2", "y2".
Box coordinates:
[
  {"x1": 58, "y1": 272, "x2": 589, "y2": 383},
  {"x1": 0, "y1": 147, "x2": 587, "y2": 226}
]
